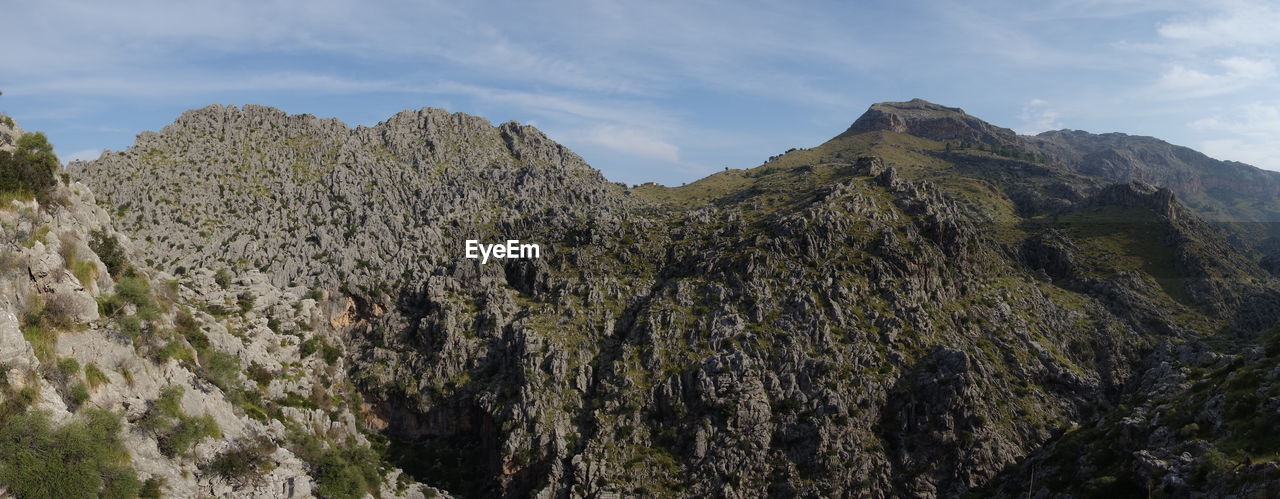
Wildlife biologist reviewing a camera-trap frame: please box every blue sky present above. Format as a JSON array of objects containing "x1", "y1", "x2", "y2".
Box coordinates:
[{"x1": 3, "y1": 0, "x2": 1280, "y2": 186}]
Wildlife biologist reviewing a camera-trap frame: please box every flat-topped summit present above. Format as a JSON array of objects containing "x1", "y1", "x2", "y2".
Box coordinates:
[{"x1": 841, "y1": 98, "x2": 1022, "y2": 147}]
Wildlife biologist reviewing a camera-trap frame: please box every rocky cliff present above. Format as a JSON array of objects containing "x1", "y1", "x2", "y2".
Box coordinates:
[
  {"x1": 0, "y1": 115, "x2": 439, "y2": 497},
  {"x1": 59, "y1": 101, "x2": 1280, "y2": 498}
]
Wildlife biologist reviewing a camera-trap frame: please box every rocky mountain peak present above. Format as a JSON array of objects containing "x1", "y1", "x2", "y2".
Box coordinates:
[
  {"x1": 70, "y1": 104, "x2": 631, "y2": 290},
  {"x1": 841, "y1": 98, "x2": 1022, "y2": 147}
]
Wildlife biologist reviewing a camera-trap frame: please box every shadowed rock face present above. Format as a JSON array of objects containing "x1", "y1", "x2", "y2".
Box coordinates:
[{"x1": 69, "y1": 102, "x2": 1280, "y2": 498}]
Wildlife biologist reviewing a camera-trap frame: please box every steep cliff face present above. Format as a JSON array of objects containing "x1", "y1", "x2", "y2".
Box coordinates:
[{"x1": 70, "y1": 102, "x2": 1280, "y2": 498}]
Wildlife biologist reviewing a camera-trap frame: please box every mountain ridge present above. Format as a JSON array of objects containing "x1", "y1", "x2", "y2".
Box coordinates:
[{"x1": 56, "y1": 100, "x2": 1280, "y2": 497}]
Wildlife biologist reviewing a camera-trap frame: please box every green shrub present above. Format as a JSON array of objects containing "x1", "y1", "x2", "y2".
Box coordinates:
[
  {"x1": 0, "y1": 408, "x2": 139, "y2": 498},
  {"x1": 0, "y1": 387, "x2": 37, "y2": 421},
  {"x1": 153, "y1": 386, "x2": 183, "y2": 419},
  {"x1": 88, "y1": 230, "x2": 128, "y2": 278},
  {"x1": 100, "y1": 465, "x2": 142, "y2": 499},
  {"x1": 185, "y1": 329, "x2": 210, "y2": 350},
  {"x1": 0, "y1": 132, "x2": 59, "y2": 203},
  {"x1": 288, "y1": 433, "x2": 383, "y2": 499},
  {"x1": 97, "y1": 293, "x2": 126, "y2": 318},
  {"x1": 247, "y1": 362, "x2": 274, "y2": 387},
  {"x1": 161, "y1": 413, "x2": 220, "y2": 457},
  {"x1": 118, "y1": 314, "x2": 142, "y2": 338},
  {"x1": 237, "y1": 292, "x2": 255, "y2": 313},
  {"x1": 68, "y1": 382, "x2": 91, "y2": 409},
  {"x1": 214, "y1": 269, "x2": 233, "y2": 289},
  {"x1": 205, "y1": 435, "x2": 276, "y2": 486},
  {"x1": 300, "y1": 337, "x2": 321, "y2": 358},
  {"x1": 201, "y1": 350, "x2": 240, "y2": 391},
  {"x1": 57, "y1": 357, "x2": 81, "y2": 377},
  {"x1": 138, "y1": 477, "x2": 164, "y2": 498},
  {"x1": 22, "y1": 225, "x2": 50, "y2": 248},
  {"x1": 142, "y1": 386, "x2": 221, "y2": 457},
  {"x1": 322, "y1": 343, "x2": 342, "y2": 365},
  {"x1": 175, "y1": 308, "x2": 199, "y2": 336},
  {"x1": 115, "y1": 275, "x2": 157, "y2": 318}
]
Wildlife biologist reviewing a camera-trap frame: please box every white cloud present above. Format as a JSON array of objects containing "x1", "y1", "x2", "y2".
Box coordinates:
[
  {"x1": 1190, "y1": 101, "x2": 1280, "y2": 170},
  {"x1": 60, "y1": 148, "x2": 104, "y2": 165},
  {"x1": 1017, "y1": 99, "x2": 1063, "y2": 134},
  {"x1": 564, "y1": 125, "x2": 679, "y2": 162},
  {"x1": 1152, "y1": 56, "x2": 1275, "y2": 98},
  {"x1": 1158, "y1": 0, "x2": 1280, "y2": 49}
]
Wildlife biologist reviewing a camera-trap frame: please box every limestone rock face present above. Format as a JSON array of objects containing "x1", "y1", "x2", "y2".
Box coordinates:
[
  {"x1": 0, "y1": 114, "x2": 20, "y2": 151},
  {"x1": 70, "y1": 104, "x2": 633, "y2": 291},
  {"x1": 0, "y1": 125, "x2": 434, "y2": 496}
]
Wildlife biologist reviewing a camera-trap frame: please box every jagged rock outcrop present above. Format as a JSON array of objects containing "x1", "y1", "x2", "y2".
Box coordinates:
[{"x1": 69, "y1": 104, "x2": 633, "y2": 293}]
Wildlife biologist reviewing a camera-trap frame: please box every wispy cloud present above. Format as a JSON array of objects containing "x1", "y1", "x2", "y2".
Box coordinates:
[
  {"x1": 1190, "y1": 101, "x2": 1280, "y2": 169},
  {"x1": 563, "y1": 125, "x2": 679, "y2": 162},
  {"x1": 1157, "y1": 0, "x2": 1280, "y2": 49},
  {"x1": 1017, "y1": 99, "x2": 1063, "y2": 134},
  {"x1": 1152, "y1": 57, "x2": 1275, "y2": 98}
]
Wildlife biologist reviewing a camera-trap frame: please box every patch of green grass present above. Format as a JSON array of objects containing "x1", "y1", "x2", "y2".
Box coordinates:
[
  {"x1": 22, "y1": 225, "x2": 51, "y2": 248},
  {"x1": 0, "y1": 408, "x2": 140, "y2": 498},
  {"x1": 155, "y1": 339, "x2": 194, "y2": 364},
  {"x1": 84, "y1": 363, "x2": 109, "y2": 389},
  {"x1": 20, "y1": 323, "x2": 55, "y2": 363},
  {"x1": 70, "y1": 259, "x2": 99, "y2": 287}
]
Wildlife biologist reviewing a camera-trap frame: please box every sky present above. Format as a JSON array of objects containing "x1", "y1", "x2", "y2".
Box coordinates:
[{"x1": 3, "y1": 0, "x2": 1280, "y2": 186}]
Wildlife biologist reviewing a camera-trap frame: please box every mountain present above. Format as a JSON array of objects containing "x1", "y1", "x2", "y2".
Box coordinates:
[
  {"x1": 36, "y1": 100, "x2": 1280, "y2": 497},
  {"x1": 844, "y1": 99, "x2": 1280, "y2": 254}
]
